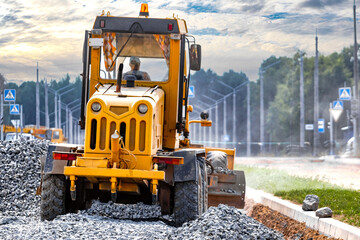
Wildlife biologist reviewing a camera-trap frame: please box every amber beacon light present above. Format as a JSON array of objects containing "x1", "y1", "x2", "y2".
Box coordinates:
[{"x1": 139, "y1": 3, "x2": 149, "y2": 17}]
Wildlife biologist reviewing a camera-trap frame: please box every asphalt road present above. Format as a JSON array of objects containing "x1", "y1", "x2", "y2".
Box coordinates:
[{"x1": 235, "y1": 156, "x2": 360, "y2": 190}]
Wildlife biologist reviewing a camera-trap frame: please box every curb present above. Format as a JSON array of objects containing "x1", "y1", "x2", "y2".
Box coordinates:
[
  {"x1": 246, "y1": 187, "x2": 360, "y2": 240},
  {"x1": 321, "y1": 155, "x2": 360, "y2": 166}
]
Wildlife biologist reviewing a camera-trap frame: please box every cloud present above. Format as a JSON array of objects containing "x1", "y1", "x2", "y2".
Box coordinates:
[
  {"x1": 300, "y1": 0, "x2": 347, "y2": 8},
  {"x1": 0, "y1": 0, "x2": 355, "y2": 84}
]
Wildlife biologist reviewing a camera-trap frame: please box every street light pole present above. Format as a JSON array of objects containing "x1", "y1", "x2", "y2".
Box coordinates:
[
  {"x1": 353, "y1": 0, "x2": 359, "y2": 156},
  {"x1": 247, "y1": 82, "x2": 251, "y2": 156},
  {"x1": 260, "y1": 70, "x2": 264, "y2": 154},
  {"x1": 36, "y1": 62, "x2": 40, "y2": 129},
  {"x1": 300, "y1": 52, "x2": 305, "y2": 147},
  {"x1": 313, "y1": 32, "x2": 319, "y2": 156},
  {"x1": 45, "y1": 79, "x2": 49, "y2": 128}
]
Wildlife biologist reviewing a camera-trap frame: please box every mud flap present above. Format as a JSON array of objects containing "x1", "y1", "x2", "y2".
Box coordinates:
[
  {"x1": 172, "y1": 149, "x2": 205, "y2": 182},
  {"x1": 208, "y1": 170, "x2": 246, "y2": 209}
]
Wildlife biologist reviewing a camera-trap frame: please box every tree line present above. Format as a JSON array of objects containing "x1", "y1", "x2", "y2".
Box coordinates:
[
  {"x1": 1, "y1": 45, "x2": 355, "y2": 155},
  {"x1": 190, "y1": 46, "x2": 355, "y2": 155}
]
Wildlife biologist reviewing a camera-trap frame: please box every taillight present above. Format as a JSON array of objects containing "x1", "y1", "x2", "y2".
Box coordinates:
[
  {"x1": 168, "y1": 23, "x2": 173, "y2": 31},
  {"x1": 53, "y1": 152, "x2": 81, "y2": 161},
  {"x1": 153, "y1": 156, "x2": 184, "y2": 165}
]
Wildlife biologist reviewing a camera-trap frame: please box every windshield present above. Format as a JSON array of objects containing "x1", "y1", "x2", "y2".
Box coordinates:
[{"x1": 100, "y1": 32, "x2": 170, "y2": 82}]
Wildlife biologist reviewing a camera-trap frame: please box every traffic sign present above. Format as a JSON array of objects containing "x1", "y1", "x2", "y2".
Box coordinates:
[
  {"x1": 339, "y1": 87, "x2": 351, "y2": 100},
  {"x1": 4, "y1": 89, "x2": 16, "y2": 101},
  {"x1": 318, "y1": 119, "x2": 325, "y2": 133},
  {"x1": 11, "y1": 120, "x2": 20, "y2": 128},
  {"x1": 189, "y1": 85, "x2": 195, "y2": 98},
  {"x1": 333, "y1": 100, "x2": 343, "y2": 110},
  {"x1": 10, "y1": 104, "x2": 19, "y2": 115},
  {"x1": 305, "y1": 124, "x2": 314, "y2": 131},
  {"x1": 330, "y1": 109, "x2": 343, "y2": 122}
]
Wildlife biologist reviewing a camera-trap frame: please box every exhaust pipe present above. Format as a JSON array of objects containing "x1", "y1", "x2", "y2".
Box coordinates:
[{"x1": 116, "y1": 63, "x2": 123, "y2": 92}]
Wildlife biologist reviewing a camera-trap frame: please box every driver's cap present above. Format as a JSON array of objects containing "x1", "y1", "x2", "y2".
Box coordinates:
[{"x1": 130, "y1": 56, "x2": 141, "y2": 64}]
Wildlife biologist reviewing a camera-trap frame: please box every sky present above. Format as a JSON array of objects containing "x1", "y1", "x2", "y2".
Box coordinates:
[{"x1": 0, "y1": 0, "x2": 357, "y2": 84}]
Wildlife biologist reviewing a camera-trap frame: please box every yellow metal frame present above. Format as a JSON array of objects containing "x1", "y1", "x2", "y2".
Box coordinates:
[{"x1": 64, "y1": 166, "x2": 165, "y2": 180}]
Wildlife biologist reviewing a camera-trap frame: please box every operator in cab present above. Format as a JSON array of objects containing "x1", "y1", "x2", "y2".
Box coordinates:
[{"x1": 123, "y1": 56, "x2": 151, "y2": 81}]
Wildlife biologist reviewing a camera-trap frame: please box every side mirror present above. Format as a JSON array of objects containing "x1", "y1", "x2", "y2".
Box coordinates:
[
  {"x1": 190, "y1": 44, "x2": 201, "y2": 71},
  {"x1": 200, "y1": 111, "x2": 209, "y2": 120}
]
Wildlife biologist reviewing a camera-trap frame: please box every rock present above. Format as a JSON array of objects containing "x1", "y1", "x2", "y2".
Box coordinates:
[
  {"x1": 316, "y1": 207, "x2": 333, "y2": 218},
  {"x1": 302, "y1": 194, "x2": 319, "y2": 211}
]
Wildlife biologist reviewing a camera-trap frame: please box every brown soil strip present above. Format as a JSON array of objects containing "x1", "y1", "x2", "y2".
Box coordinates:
[{"x1": 249, "y1": 204, "x2": 340, "y2": 240}]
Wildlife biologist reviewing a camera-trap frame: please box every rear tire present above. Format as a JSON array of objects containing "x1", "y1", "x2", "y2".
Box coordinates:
[
  {"x1": 174, "y1": 160, "x2": 206, "y2": 226},
  {"x1": 199, "y1": 157, "x2": 208, "y2": 212},
  {"x1": 40, "y1": 174, "x2": 66, "y2": 221}
]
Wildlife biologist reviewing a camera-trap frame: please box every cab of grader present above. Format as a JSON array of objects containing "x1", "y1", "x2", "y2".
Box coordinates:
[{"x1": 39, "y1": 4, "x2": 245, "y2": 226}]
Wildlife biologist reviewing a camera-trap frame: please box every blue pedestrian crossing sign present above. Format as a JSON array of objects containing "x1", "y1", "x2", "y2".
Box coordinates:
[
  {"x1": 10, "y1": 104, "x2": 19, "y2": 115},
  {"x1": 339, "y1": 87, "x2": 351, "y2": 100},
  {"x1": 333, "y1": 100, "x2": 343, "y2": 110},
  {"x1": 189, "y1": 85, "x2": 195, "y2": 98},
  {"x1": 4, "y1": 89, "x2": 16, "y2": 101}
]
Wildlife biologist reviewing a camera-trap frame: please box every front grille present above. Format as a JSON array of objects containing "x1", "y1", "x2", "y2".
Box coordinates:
[{"x1": 89, "y1": 117, "x2": 147, "y2": 153}]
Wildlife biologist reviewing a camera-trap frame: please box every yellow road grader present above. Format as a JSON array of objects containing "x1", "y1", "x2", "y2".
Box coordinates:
[{"x1": 39, "y1": 4, "x2": 245, "y2": 226}]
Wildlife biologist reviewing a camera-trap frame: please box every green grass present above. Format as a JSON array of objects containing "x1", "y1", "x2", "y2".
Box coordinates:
[{"x1": 236, "y1": 164, "x2": 360, "y2": 227}]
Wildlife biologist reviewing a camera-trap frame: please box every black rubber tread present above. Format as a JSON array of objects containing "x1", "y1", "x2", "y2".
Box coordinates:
[
  {"x1": 174, "y1": 161, "x2": 206, "y2": 226},
  {"x1": 174, "y1": 181, "x2": 200, "y2": 226},
  {"x1": 199, "y1": 158, "x2": 208, "y2": 212},
  {"x1": 207, "y1": 151, "x2": 228, "y2": 169},
  {"x1": 40, "y1": 174, "x2": 66, "y2": 221}
]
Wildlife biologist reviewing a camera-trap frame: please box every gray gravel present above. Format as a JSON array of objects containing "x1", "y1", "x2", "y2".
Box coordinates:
[
  {"x1": 0, "y1": 140, "x2": 284, "y2": 239},
  {"x1": 0, "y1": 139, "x2": 48, "y2": 217},
  {"x1": 167, "y1": 204, "x2": 284, "y2": 240}
]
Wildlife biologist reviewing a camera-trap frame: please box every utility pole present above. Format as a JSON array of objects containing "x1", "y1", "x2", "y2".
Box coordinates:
[
  {"x1": 232, "y1": 91, "x2": 236, "y2": 145},
  {"x1": 54, "y1": 94, "x2": 58, "y2": 128},
  {"x1": 300, "y1": 52, "x2": 305, "y2": 147},
  {"x1": 223, "y1": 97, "x2": 227, "y2": 145},
  {"x1": 353, "y1": 0, "x2": 359, "y2": 156},
  {"x1": 66, "y1": 106, "x2": 69, "y2": 140},
  {"x1": 247, "y1": 82, "x2": 251, "y2": 156},
  {"x1": 36, "y1": 62, "x2": 40, "y2": 129},
  {"x1": 260, "y1": 70, "x2": 264, "y2": 153},
  {"x1": 313, "y1": 32, "x2": 319, "y2": 156},
  {"x1": 20, "y1": 105, "x2": 23, "y2": 131},
  {"x1": 45, "y1": 79, "x2": 49, "y2": 128},
  {"x1": 329, "y1": 102, "x2": 334, "y2": 155},
  {"x1": 215, "y1": 102, "x2": 219, "y2": 143},
  {"x1": 69, "y1": 111, "x2": 73, "y2": 143}
]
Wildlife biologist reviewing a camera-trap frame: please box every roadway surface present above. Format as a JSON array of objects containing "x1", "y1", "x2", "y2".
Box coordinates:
[{"x1": 235, "y1": 156, "x2": 360, "y2": 190}]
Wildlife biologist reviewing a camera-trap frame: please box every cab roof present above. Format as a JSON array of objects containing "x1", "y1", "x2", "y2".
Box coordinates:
[{"x1": 93, "y1": 16, "x2": 187, "y2": 34}]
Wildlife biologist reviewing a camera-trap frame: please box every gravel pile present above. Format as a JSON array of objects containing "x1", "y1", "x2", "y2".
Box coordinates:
[
  {"x1": 167, "y1": 204, "x2": 284, "y2": 240},
  {"x1": 84, "y1": 201, "x2": 162, "y2": 219},
  {"x1": 0, "y1": 139, "x2": 49, "y2": 218},
  {"x1": 0, "y1": 140, "x2": 284, "y2": 239}
]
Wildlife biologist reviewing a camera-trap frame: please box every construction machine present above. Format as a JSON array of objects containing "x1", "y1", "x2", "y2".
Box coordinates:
[
  {"x1": 3, "y1": 125, "x2": 66, "y2": 143},
  {"x1": 39, "y1": 4, "x2": 245, "y2": 226}
]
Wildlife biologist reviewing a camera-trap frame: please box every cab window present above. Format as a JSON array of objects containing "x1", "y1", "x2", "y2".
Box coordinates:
[
  {"x1": 45, "y1": 130, "x2": 52, "y2": 140},
  {"x1": 99, "y1": 33, "x2": 170, "y2": 82},
  {"x1": 53, "y1": 131, "x2": 60, "y2": 140}
]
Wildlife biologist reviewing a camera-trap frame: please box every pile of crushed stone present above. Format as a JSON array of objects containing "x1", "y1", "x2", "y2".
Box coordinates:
[{"x1": 0, "y1": 140, "x2": 285, "y2": 239}]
